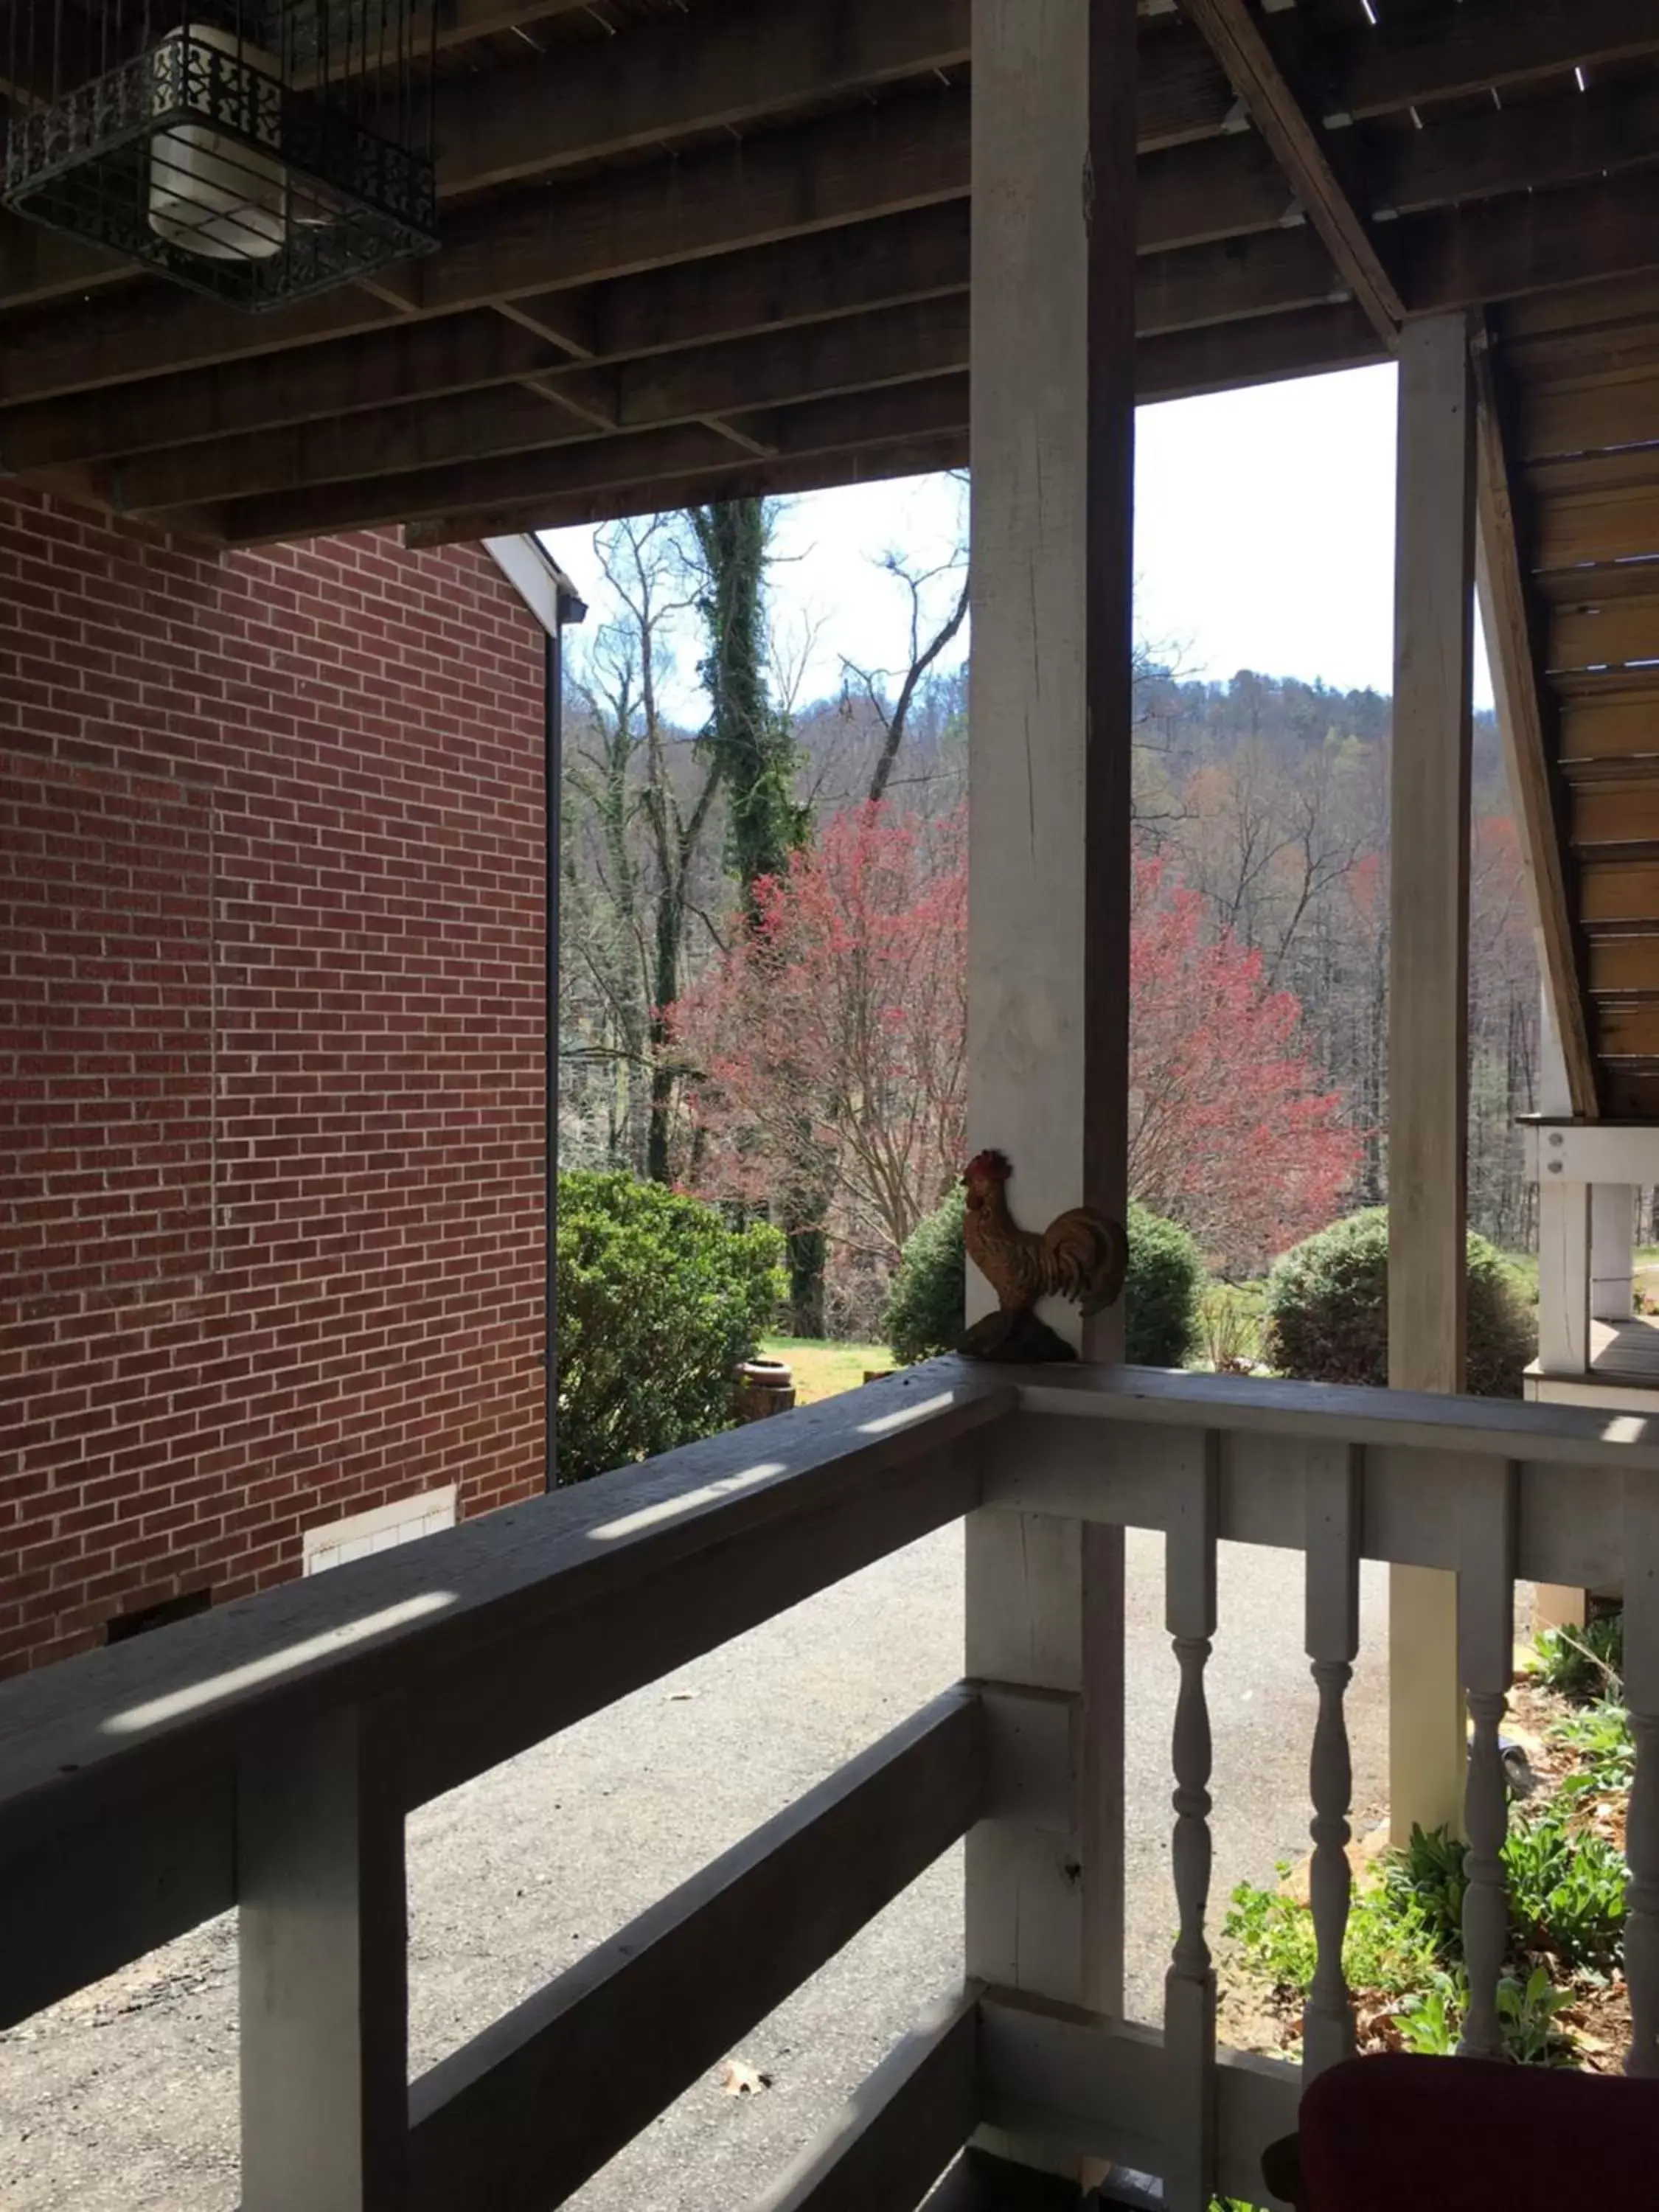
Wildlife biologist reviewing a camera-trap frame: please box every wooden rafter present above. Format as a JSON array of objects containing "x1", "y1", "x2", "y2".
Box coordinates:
[
  {"x1": 428, "y1": 0, "x2": 971, "y2": 201},
  {"x1": 114, "y1": 227, "x2": 1344, "y2": 521},
  {"x1": 0, "y1": 15, "x2": 1234, "y2": 321},
  {"x1": 2, "y1": 1, "x2": 1658, "y2": 538},
  {"x1": 212, "y1": 373, "x2": 976, "y2": 543},
  {"x1": 118, "y1": 297, "x2": 973, "y2": 515},
  {"x1": 395, "y1": 299, "x2": 1389, "y2": 550},
  {"x1": 32, "y1": 164, "x2": 1334, "y2": 493},
  {"x1": 7, "y1": 120, "x2": 1314, "y2": 476},
  {"x1": 1470, "y1": 317, "x2": 1600, "y2": 1121},
  {"x1": 1404, "y1": 173, "x2": 1659, "y2": 318},
  {"x1": 0, "y1": 95, "x2": 970, "y2": 405},
  {"x1": 1180, "y1": 0, "x2": 1402, "y2": 346},
  {"x1": 1368, "y1": 76, "x2": 1659, "y2": 222},
  {"x1": 1327, "y1": 0, "x2": 1659, "y2": 125},
  {"x1": 232, "y1": 297, "x2": 1381, "y2": 551}
]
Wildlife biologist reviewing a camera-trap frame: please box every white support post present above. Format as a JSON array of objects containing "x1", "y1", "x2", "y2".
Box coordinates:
[
  {"x1": 1624, "y1": 1467, "x2": 1659, "y2": 2076},
  {"x1": 1388, "y1": 311, "x2": 1476, "y2": 1846},
  {"x1": 965, "y1": 0, "x2": 1136, "y2": 2177},
  {"x1": 1534, "y1": 1172, "x2": 1594, "y2": 1631},
  {"x1": 1591, "y1": 1184, "x2": 1635, "y2": 1323},
  {"x1": 239, "y1": 1703, "x2": 408, "y2": 2212},
  {"x1": 1536, "y1": 1175, "x2": 1592, "y2": 1377}
]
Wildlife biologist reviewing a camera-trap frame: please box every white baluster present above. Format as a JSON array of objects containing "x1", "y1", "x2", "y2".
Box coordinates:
[
  {"x1": 1624, "y1": 1470, "x2": 1659, "y2": 2076},
  {"x1": 1165, "y1": 1433, "x2": 1219, "y2": 2212},
  {"x1": 1457, "y1": 1459, "x2": 1517, "y2": 2062},
  {"x1": 1303, "y1": 1443, "x2": 1361, "y2": 2079}
]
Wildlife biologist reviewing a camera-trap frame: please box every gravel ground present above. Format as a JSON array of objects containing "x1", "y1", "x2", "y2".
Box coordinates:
[{"x1": 0, "y1": 1526, "x2": 1388, "y2": 2212}]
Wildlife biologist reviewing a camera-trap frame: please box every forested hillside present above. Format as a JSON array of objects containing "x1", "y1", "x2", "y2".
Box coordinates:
[{"x1": 557, "y1": 506, "x2": 1538, "y2": 1337}]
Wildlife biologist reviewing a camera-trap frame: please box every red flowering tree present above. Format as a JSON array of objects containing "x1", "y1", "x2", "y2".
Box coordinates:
[
  {"x1": 675, "y1": 821, "x2": 1356, "y2": 1280},
  {"x1": 672, "y1": 803, "x2": 968, "y2": 1266},
  {"x1": 1130, "y1": 856, "x2": 1360, "y2": 1270}
]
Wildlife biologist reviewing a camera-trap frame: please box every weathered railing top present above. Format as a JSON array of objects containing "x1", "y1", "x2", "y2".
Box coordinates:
[
  {"x1": 0, "y1": 1362, "x2": 1014, "y2": 1849},
  {"x1": 1023, "y1": 1362, "x2": 1659, "y2": 1469}
]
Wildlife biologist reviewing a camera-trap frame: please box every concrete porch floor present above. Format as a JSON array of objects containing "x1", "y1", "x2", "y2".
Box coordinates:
[{"x1": 0, "y1": 1528, "x2": 1391, "y2": 2212}]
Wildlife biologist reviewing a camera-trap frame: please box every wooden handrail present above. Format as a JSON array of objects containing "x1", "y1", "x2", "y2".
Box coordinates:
[
  {"x1": 408, "y1": 1688, "x2": 985, "y2": 2211},
  {"x1": 0, "y1": 1361, "x2": 1012, "y2": 2031}
]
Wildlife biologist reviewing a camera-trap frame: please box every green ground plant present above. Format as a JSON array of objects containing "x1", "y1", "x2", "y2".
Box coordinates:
[
  {"x1": 1225, "y1": 1776, "x2": 1627, "y2": 2070},
  {"x1": 1222, "y1": 1861, "x2": 1441, "y2": 1998},
  {"x1": 1385, "y1": 1812, "x2": 1625, "y2": 1978},
  {"x1": 1531, "y1": 1613, "x2": 1624, "y2": 1703},
  {"x1": 1551, "y1": 1700, "x2": 1635, "y2": 1791}
]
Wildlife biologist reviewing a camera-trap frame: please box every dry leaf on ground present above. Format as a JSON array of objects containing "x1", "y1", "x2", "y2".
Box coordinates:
[{"x1": 721, "y1": 2059, "x2": 773, "y2": 2096}]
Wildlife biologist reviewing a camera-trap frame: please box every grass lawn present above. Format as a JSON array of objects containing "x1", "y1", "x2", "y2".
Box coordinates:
[{"x1": 762, "y1": 1335, "x2": 891, "y2": 1405}]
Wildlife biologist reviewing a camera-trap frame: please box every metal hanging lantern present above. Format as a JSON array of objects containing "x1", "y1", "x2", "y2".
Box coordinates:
[{"x1": 2, "y1": 1, "x2": 439, "y2": 310}]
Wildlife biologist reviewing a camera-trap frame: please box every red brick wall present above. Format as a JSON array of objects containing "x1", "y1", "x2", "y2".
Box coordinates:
[{"x1": 0, "y1": 491, "x2": 549, "y2": 1674}]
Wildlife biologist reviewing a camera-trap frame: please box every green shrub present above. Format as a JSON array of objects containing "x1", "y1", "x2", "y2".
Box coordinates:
[
  {"x1": 556, "y1": 1172, "x2": 785, "y2": 1484},
  {"x1": 1126, "y1": 1204, "x2": 1203, "y2": 1368},
  {"x1": 1263, "y1": 1208, "x2": 1536, "y2": 1397},
  {"x1": 883, "y1": 1186, "x2": 970, "y2": 1366},
  {"x1": 882, "y1": 1193, "x2": 1202, "y2": 1368}
]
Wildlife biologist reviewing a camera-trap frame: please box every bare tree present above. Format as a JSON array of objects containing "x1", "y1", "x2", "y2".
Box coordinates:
[
  {"x1": 837, "y1": 477, "x2": 970, "y2": 806},
  {"x1": 563, "y1": 514, "x2": 726, "y2": 1181}
]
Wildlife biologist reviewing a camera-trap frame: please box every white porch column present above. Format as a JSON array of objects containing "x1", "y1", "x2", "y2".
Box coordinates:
[
  {"x1": 1388, "y1": 312, "x2": 1476, "y2": 1845},
  {"x1": 1592, "y1": 1184, "x2": 1636, "y2": 1322},
  {"x1": 965, "y1": 0, "x2": 1136, "y2": 2166}
]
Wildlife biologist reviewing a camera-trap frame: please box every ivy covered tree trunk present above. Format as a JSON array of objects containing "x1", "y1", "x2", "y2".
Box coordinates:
[
  {"x1": 689, "y1": 498, "x2": 830, "y2": 1332},
  {"x1": 690, "y1": 500, "x2": 804, "y2": 905},
  {"x1": 785, "y1": 1225, "x2": 827, "y2": 1339}
]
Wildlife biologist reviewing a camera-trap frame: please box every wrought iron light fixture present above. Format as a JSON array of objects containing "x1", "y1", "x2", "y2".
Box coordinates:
[{"x1": 2, "y1": 1, "x2": 439, "y2": 309}]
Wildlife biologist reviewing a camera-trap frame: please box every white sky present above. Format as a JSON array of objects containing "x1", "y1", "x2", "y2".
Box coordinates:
[{"x1": 541, "y1": 361, "x2": 1496, "y2": 720}]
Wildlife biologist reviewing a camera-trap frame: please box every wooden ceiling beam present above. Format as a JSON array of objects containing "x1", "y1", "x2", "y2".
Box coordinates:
[
  {"x1": 399, "y1": 298, "x2": 1385, "y2": 546},
  {"x1": 0, "y1": 13, "x2": 1234, "y2": 319},
  {"x1": 0, "y1": 94, "x2": 970, "y2": 406},
  {"x1": 431, "y1": 0, "x2": 970, "y2": 201},
  {"x1": 0, "y1": 218, "x2": 126, "y2": 310},
  {"x1": 1135, "y1": 222, "x2": 1346, "y2": 338},
  {"x1": 215, "y1": 372, "x2": 977, "y2": 544},
  {"x1": 1368, "y1": 75, "x2": 1659, "y2": 221},
  {"x1": 112, "y1": 225, "x2": 1343, "y2": 515},
  {"x1": 1135, "y1": 299, "x2": 1386, "y2": 403},
  {"x1": 1324, "y1": 0, "x2": 1659, "y2": 125},
  {"x1": 1181, "y1": 0, "x2": 1402, "y2": 344},
  {"x1": 7, "y1": 122, "x2": 1318, "y2": 476},
  {"x1": 0, "y1": 0, "x2": 967, "y2": 319},
  {"x1": 427, "y1": 7, "x2": 1231, "y2": 201},
  {"x1": 2, "y1": 207, "x2": 973, "y2": 473},
  {"x1": 406, "y1": 430, "x2": 975, "y2": 551},
  {"x1": 1404, "y1": 172, "x2": 1659, "y2": 317},
  {"x1": 423, "y1": 0, "x2": 595, "y2": 58},
  {"x1": 117, "y1": 296, "x2": 972, "y2": 514}
]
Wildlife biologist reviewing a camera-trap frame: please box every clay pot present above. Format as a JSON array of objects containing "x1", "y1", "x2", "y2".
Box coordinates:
[{"x1": 734, "y1": 1358, "x2": 796, "y2": 1422}]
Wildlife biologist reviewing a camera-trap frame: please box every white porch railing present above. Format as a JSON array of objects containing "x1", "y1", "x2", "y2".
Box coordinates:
[{"x1": 2, "y1": 1361, "x2": 1658, "y2": 2211}]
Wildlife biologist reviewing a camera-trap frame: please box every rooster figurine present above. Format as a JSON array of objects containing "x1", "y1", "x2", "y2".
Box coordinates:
[{"x1": 959, "y1": 1149, "x2": 1127, "y2": 1363}]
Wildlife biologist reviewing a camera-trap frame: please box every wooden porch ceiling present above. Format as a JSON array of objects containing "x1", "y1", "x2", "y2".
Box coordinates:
[{"x1": 1, "y1": 0, "x2": 1658, "y2": 546}]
